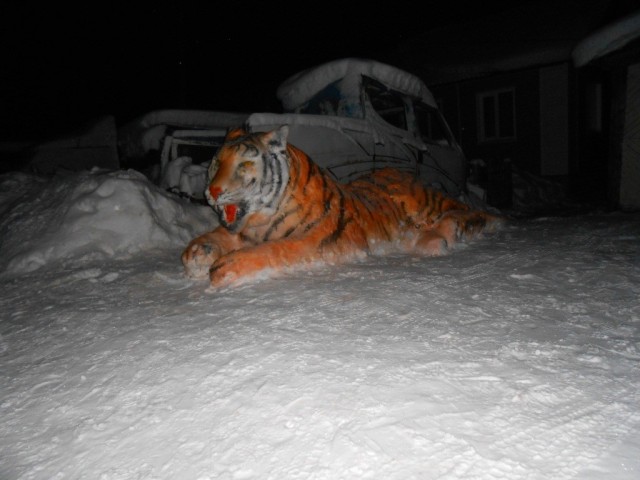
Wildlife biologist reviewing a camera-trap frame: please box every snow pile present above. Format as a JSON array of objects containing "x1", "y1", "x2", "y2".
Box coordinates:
[
  {"x1": 159, "y1": 156, "x2": 209, "y2": 200},
  {"x1": 0, "y1": 171, "x2": 48, "y2": 218},
  {"x1": 0, "y1": 169, "x2": 216, "y2": 275}
]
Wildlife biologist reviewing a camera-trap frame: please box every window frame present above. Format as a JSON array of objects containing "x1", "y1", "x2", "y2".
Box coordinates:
[{"x1": 476, "y1": 88, "x2": 516, "y2": 143}]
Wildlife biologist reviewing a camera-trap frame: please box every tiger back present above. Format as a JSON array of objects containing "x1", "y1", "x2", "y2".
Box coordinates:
[{"x1": 182, "y1": 125, "x2": 502, "y2": 287}]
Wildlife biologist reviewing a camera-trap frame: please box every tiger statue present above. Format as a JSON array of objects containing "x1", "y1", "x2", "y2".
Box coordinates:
[{"x1": 182, "y1": 126, "x2": 502, "y2": 287}]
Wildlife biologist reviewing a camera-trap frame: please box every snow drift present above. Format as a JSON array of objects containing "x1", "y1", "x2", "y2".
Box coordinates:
[{"x1": 0, "y1": 169, "x2": 215, "y2": 275}]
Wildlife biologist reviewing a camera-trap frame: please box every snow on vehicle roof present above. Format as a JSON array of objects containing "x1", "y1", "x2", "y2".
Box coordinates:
[
  {"x1": 118, "y1": 109, "x2": 249, "y2": 159},
  {"x1": 276, "y1": 58, "x2": 437, "y2": 111},
  {"x1": 572, "y1": 9, "x2": 640, "y2": 67}
]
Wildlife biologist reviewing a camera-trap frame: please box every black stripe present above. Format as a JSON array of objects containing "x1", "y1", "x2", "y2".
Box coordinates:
[
  {"x1": 283, "y1": 225, "x2": 297, "y2": 238},
  {"x1": 302, "y1": 161, "x2": 317, "y2": 193},
  {"x1": 263, "y1": 206, "x2": 299, "y2": 241},
  {"x1": 319, "y1": 190, "x2": 351, "y2": 249},
  {"x1": 303, "y1": 217, "x2": 321, "y2": 233},
  {"x1": 323, "y1": 189, "x2": 334, "y2": 214},
  {"x1": 240, "y1": 143, "x2": 259, "y2": 157},
  {"x1": 209, "y1": 261, "x2": 229, "y2": 276},
  {"x1": 262, "y1": 152, "x2": 269, "y2": 182},
  {"x1": 271, "y1": 152, "x2": 282, "y2": 188},
  {"x1": 352, "y1": 182, "x2": 387, "y2": 200},
  {"x1": 298, "y1": 189, "x2": 331, "y2": 233},
  {"x1": 425, "y1": 190, "x2": 440, "y2": 218},
  {"x1": 354, "y1": 200, "x2": 388, "y2": 239},
  {"x1": 356, "y1": 189, "x2": 383, "y2": 213},
  {"x1": 238, "y1": 232, "x2": 257, "y2": 245}
]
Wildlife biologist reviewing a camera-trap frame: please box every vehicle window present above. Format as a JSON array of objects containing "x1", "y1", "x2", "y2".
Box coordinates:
[
  {"x1": 299, "y1": 80, "x2": 342, "y2": 115},
  {"x1": 363, "y1": 76, "x2": 407, "y2": 130},
  {"x1": 413, "y1": 102, "x2": 452, "y2": 146},
  {"x1": 175, "y1": 143, "x2": 221, "y2": 165},
  {"x1": 168, "y1": 130, "x2": 227, "y2": 165}
]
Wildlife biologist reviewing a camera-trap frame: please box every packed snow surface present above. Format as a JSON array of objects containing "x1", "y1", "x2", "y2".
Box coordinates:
[{"x1": 1, "y1": 169, "x2": 639, "y2": 479}]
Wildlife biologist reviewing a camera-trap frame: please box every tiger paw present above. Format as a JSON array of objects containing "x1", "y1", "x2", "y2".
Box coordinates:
[
  {"x1": 209, "y1": 252, "x2": 271, "y2": 288},
  {"x1": 208, "y1": 263, "x2": 238, "y2": 288},
  {"x1": 415, "y1": 230, "x2": 449, "y2": 256},
  {"x1": 182, "y1": 240, "x2": 220, "y2": 279}
]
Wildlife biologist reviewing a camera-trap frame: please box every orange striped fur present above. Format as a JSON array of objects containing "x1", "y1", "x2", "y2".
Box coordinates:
[{"x1": 182, "y1": 126, "x2": 502, "y2": 287}]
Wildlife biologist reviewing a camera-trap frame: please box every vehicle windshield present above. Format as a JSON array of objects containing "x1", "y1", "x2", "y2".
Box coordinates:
[
  {"x1": 297, "y1": 80, "x2": 364, "y2": 118},
  {"x1": 363, "y1": 76, "x2": 407, "y2": 130},
  {"x1": 413, "y1": 102, "x2": 452, "y2": 147}
]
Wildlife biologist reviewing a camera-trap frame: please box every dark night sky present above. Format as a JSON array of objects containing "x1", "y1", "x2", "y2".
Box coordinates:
[{"x1": 1, "y1": 1, "x2": 629, "y2": 144}]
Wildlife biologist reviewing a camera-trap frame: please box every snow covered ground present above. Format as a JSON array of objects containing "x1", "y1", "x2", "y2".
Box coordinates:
[{"x1": 1, "y1": 168, "x2": 639, "y2": 479}]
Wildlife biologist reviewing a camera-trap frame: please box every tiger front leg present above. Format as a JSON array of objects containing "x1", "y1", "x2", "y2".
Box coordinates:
[
  {"x1": 182, "y1": 228, "x2": 243, "y2": 279},
  {"x1": 208, "y1": 236, "x2": 343, "y2": 288},
  {"x1": 208, "y1": 250, "x2": 271, "y2": 287}
]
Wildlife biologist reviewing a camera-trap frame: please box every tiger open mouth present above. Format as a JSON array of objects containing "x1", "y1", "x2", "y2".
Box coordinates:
[
  {"x1": 223, "y1": 204, "x2": 237, "y2": 224},
  {"x1": 214, "y1": 202, "x2": 247, "y2": 231}
]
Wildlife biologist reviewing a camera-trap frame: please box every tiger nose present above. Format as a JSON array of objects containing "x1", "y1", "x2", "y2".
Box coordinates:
[{"x1": 209, "y1": 185, "x2": 223, "y2": 200}]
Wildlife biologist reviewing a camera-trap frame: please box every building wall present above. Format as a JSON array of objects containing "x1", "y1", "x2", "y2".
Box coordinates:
[
  {"x1": 619, "y1": 62, "x2": 640, "y2": 210},
  {"x1": 431, "y1": 67, "x2": 542, "y2": 176},
  {"x1": 572, "y1": 65, "x2": 610, "y2": 203},
  {"x1": 539, "y1": 64, "x2": 569, "y2": 175}
]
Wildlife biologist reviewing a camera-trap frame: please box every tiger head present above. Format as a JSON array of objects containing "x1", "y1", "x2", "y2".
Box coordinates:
[{"x1": 205, "y1": 125, "x2": 291, "y2": 232}]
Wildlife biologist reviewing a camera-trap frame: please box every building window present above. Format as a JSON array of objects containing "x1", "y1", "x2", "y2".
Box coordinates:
[{"x1": 477, "y1": 88, "x2": 516, "y2": 142}]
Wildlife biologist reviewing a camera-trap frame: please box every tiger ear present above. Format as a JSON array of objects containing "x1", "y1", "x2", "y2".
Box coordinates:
[
  {"x1": 262, "y1": 125, "x2": 289, "y2": 148},
  {"x1": 226, "y1": 127, "x2": 247, "y2": 141}
]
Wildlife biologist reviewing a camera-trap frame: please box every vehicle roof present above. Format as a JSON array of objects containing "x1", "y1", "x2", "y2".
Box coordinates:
[{"x1": 276, "y1": 58, "x2": 437, "y2": 111}]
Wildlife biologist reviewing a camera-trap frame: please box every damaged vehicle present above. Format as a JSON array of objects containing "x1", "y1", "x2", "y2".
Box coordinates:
[{"x1": 118, "y1": 58, "x2": 468, "y2": 201}]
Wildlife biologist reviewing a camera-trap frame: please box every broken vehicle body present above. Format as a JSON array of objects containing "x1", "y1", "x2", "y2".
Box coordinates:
[{"x1": 119, "y1": 58, "x2": 468, "y2": 200}]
